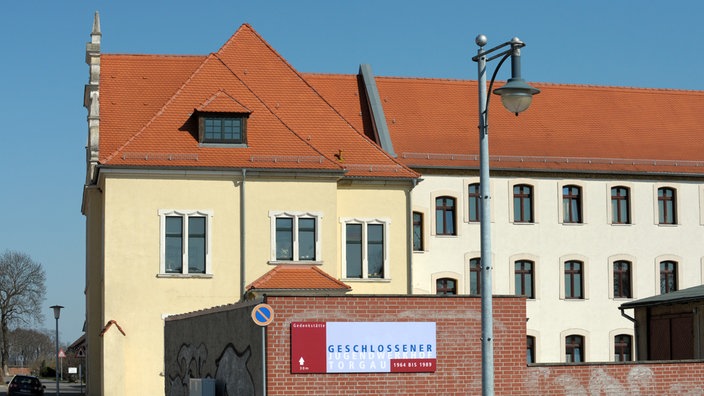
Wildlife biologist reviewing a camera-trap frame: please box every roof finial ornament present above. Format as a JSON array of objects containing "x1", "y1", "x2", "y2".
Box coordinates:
[{"x1": 91, "y1": 11, "x2": 102, "y2": 42}]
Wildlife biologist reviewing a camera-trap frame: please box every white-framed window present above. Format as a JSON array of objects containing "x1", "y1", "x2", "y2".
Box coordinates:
[
  {"x1": 269, "y1": 211, "x2": 322, "y2": 263},
  {"x1": 654, "y1": 184, "x2": 679, "y2": 225},
  {"x1": 559, "y1": 254, "x2": 589, "y2": 300},
  {"x1": 609, "y1": 328, "x2": 635, "y2": 362},
  {"x1": 607, "y1": 182, "x2": 634, "y2": 225},
  {"x1": 608, "y1": 254, "x2": 637, "y2": 300},
  {"x1": 526, "y1": 330, "x2": 539, "y2": 364},
  {"x1": 159, "y1": 209, "x2": 213, "y2": 276},
  {"x1": 412, "y1": 209, "x2": 428, "y2": 252},
  {"x1": 558, "y1": 181, "x2": 587, "y2": 225},
  {"x1": 510, "y1": 253, "x2": 540, "y2": 300},
  {"x1": 341, "y1": 218, "x2": 390, "y2": 280},
  {"x1": 431, "y1": 271, "x2": 463, "y2": 295},
  {"x1": 560, "y1": 328, "x2": 589, "y2": 363},
  {"x1": 509, "y1": 179, "x2": 538, "y2": 224},
  {"x1": 431, "y1": 190, "x2": 460, "y2": 236}
]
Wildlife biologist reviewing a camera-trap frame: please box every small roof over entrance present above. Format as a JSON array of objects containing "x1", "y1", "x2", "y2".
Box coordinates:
[{"x1": 620, "y1": 284, "x2": 704, "y2": 310}]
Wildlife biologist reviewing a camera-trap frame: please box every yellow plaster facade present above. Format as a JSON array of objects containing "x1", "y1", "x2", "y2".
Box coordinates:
[{"x1": 83, "y1": 171, "x2": 412, "y2": 394}]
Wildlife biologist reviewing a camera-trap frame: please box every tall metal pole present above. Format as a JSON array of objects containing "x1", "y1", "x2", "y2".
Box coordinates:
[
  {"x1": 51, "y1": 305, "x2": 62, "y2": 396},
  {"x1": 54, "y1": 315, "x2": 59, "y2": 396},
  {"x1": 476, "y1": 36, "x2": 494, "y2": 396}
]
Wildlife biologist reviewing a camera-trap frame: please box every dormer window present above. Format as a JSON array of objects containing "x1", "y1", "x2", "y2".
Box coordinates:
[{"x1": 198, "y1": 113, "x2": 248, "y2": 145}]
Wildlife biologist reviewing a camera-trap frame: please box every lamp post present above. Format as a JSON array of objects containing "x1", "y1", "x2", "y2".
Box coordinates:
[
  {"x1": 471, "y1": 35, "x2": 539, "y2": 396},
  {"x1": 50, "y1": 305, "x2": 63, "y2": 396}
]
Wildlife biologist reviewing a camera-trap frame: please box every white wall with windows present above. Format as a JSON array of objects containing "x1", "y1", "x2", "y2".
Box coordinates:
[{"x1": 411, "y1": 172, "x2": 704, "y2": 363}]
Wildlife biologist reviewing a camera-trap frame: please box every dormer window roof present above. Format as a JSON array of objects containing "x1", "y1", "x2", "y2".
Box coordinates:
[{"x1": 195, "y1": 90, "x2": 251, "y2": 146}]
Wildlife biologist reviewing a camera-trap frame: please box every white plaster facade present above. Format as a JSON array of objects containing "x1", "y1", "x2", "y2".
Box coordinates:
[{"x1": 411, "y1": 171, "x2": 704, "y2": 363}]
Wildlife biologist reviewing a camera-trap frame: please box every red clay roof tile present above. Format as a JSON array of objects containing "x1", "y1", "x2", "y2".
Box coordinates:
[
  {"x1": 247, "y1": 265, "x2": 351, "y2": 291},
  {"x1": 304, "y1": 74, "x2": 704, "y2": 175},
  {"x1": 99, "y1": 24, "x2": 418, "y2": 180}
]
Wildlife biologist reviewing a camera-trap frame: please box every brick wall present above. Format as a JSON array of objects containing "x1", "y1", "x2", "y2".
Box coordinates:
[
  {"x1": 165, "y1": 295, "x2": 704, "y2": 395},
  {"x1": 525, "y1": 361, "x2": 704, "y2": 395},
  {"x1": 265, "y1": 296, "x2": 704, "y2": 395},
  {"x1": 266, "y1": 295, "x2": 527, "y2": 396}
]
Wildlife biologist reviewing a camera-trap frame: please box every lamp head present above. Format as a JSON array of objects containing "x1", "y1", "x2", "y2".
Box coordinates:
[
  {"x1": 493, "y1": 77, "x2": 540, "y2": 115},
  {"x1": 51, "y1": 305, "x2": 64, "y2": 320}
]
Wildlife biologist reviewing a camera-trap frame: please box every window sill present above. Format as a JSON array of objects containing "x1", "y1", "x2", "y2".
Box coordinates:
[
  {"x1": 268, "y1": 260, "x2": 323, "y2": 265},
  {"x1": 342, "y1": 278, "x2": 391, "y2": 283},
  {"x1": 157, "y1": 273, "x2": 213, "y2": 279}
]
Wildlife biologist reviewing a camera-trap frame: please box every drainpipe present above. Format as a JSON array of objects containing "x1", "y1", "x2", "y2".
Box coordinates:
[
  {"x1": 620, "y1": 307, "x2": 639, "y2": 361},
  {"x1": 407, "y1": 178, "x2": 418, "y2": 295},
  {"x1": 240, "y1": 169, "x2": 247, "y2": 298}
]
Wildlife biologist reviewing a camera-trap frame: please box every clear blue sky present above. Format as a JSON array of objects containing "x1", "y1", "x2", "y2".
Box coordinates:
[{"x1": 1, "y1": 1, "x2": 703, "y2": 344}]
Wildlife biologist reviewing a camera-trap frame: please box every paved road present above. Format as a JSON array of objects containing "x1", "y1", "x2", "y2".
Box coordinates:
[{"x1": 0, "y1": 380, "x2": 85, "y2": 395}]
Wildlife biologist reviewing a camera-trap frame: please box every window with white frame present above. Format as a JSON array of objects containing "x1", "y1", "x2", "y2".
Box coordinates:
[
  {"x1": 657, "y1": 187, "x2": 677, "y2": 225},
  {"x1": 565, "y1": 334, "x2": 585, "y2": 363},
  {"x1": 469, "y1": 257, "x2": 481, "y2": 295},
  {"x1": 412, "y1": 211, "x2": 424, "y2": 251},
  {"x1": 513, "y1": 184, "x2": 534, "y2": 223},
  {"x1": 560, "y1": 255, "x2": 589, "y2": 300},
  {"x1": 341, "y1": 218, "x2": 390, "y2": 279},
  {"x1": 159, "y1": 210, "x2": 212, "y2": 275},
  {"x1": 562, "y1": 185, "x2": 583, "y2": 223},
  {"x1": 269, "y1": 211, "x2": 322, "y2": 263}
]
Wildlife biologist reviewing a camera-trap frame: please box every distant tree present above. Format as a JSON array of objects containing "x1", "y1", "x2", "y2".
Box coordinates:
[
  {"x1": 8, "y1": 328, "x2": 53, "y2": 373},
  {"x1": 0, "y1": 251, "x2": 46, "y2": 376}
]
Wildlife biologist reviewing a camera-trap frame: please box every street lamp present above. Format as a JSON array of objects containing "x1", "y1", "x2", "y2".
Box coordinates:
[
  {"x1": 50, "y1": 305, "x2": 63, "y2": 396},
  {"x1": 471, "y1": 35, "x2": 540, "y2": 396}
]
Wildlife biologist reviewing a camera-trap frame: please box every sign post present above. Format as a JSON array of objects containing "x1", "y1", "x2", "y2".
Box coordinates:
[{"x1": 252, "y1": 303, "x2": 274, "y2": 396}]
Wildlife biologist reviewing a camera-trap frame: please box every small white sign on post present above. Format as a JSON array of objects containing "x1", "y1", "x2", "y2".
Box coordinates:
[{"x1": 68, "y1": 367, "x2": 78, "y2": 374}]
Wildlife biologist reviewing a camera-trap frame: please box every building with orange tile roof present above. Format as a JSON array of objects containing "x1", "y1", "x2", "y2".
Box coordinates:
[
  {"x1": 81, "y1": 12, "x2": 704, "y2": 395},
  {"x1": 306, "y1": 64, "x2": 704, "y2": 364},
  {"x1": 81, "y1": 15, "x2": 418, "y2": 395}
]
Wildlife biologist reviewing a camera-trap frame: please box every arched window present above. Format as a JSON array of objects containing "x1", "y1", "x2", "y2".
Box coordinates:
[
  {"x1": 613, "y1": 261, "x2": 632, "y2": 298},
  {"x1": 435, "y1": 196, "x2": 457, "y2": 235},
  {"x1": 436, "y1": 278, "x2": 457, "y2": 295},
  {"x1": 614, "y1": 334, "x2": 632, "y2": 362},
  {"x1": 468, "y1": 183, "x2": 480, "y2": 223},
  {"x1": 515, "y1": 260, "x2": 534, "y2": 299},
  {"x1": 660, "y1": 260, "x2": 678, "y2": 293},
  {"x1": 469, "y1": 258, "x2": 481, "y2": 295},
  {"x1": 611, "y1": 186, "x2": 631, "y2": 224},
  {"x1": 412, "y1": 211, "x2": 424, "y2": 251},
  {"x1": 658, "y1": 187, "x2": 677, "y2": 224},
  {"x1": 513, "y1": 184, "x2": 534, "y2": 223},
  {"x1": 527, "y1": 335, "x2": 536, "y2": 364},
  {"x1": 565, "y1": 335, "x2": 584, "y2": 363},
  {"x1": 564, "y1": 261, "x2": 584, "y2": 299},
  {"x1": 562, "y1": 185, "x2": 582, "y2": 223}
]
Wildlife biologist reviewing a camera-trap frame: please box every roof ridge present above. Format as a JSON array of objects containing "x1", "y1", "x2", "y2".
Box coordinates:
[
  {"x1": 210, "y1": 53, "x2": 343, "y2": 170},
  {"x1": 219, "y1": 25, "x2": 416, "y2": 177},
  {"x1": 102, "y1": 53, "x2": 206, "y2": 59},
  {"x1": 499, "y1": 80, "x2": 704, "y2": 94},
  {"x1": 307, "y1": 72, "x2": 704, "y2": 94}
]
